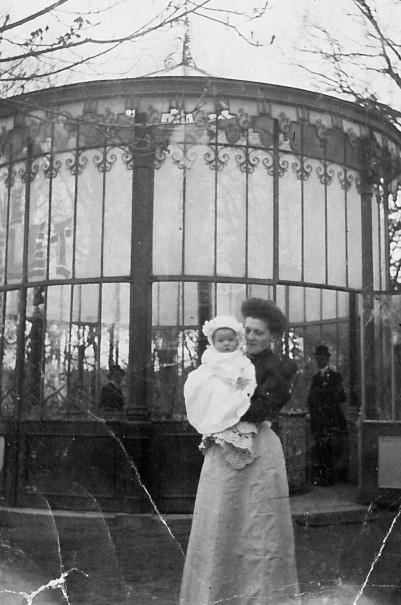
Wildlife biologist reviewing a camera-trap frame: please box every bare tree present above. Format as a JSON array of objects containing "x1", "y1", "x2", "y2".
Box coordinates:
[
  {"x1": 301, "y1": 0, "x2": 401, "y2": 289},
  {"x1": 0, "y1": 0, "x2": 270, "y2": 97},
  {"x1": 301, "y1": 0, "x2": 401, "y2": 127}
]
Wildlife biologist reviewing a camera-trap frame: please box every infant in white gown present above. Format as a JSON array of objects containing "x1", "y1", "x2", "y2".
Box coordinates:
[{"x1": 184, "y1": 316, "x2": 257, "y2": 469}]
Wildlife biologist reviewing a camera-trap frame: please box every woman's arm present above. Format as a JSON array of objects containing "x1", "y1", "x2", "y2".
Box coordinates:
[
  {"x1": 241, "y1": 382, "x2": 292, "y2": 422},
  {"x1": 241, "y1": 356, "x2": 297, "y2": 423}
]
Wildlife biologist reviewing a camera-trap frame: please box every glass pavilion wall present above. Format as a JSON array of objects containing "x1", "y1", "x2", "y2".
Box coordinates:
[{"x1": 0, "y1": 77, "x2": 400, "y2": 510}]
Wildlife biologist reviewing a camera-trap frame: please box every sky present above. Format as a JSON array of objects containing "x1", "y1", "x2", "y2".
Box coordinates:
[
  {"x1": 1, "y1": 0, "x2": 309, "y2": 85},
  {"x1": 1, "y1": 0, "x2": 401, "y2": 110}
]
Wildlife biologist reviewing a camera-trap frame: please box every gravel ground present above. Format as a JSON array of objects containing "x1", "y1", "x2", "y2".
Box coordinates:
[{"x1": 0, "y1": 504, "x2": 400, "y2": 604}]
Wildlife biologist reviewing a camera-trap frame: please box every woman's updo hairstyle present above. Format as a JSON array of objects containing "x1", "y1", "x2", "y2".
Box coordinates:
[{"x1": 241, "y1": 298, "x2": 288, "y2": 336}]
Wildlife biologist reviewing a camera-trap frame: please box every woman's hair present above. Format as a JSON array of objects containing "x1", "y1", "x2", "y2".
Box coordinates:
[{"x1": 241, "y1": 298, "x2": 288, "y2": 336}]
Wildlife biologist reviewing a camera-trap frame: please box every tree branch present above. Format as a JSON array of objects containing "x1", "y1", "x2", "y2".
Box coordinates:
[
  {"x1": 1, "y1": 1, "x2": 72, "y2": 33},
  {"x1": 0, "y1": 1, "x2": 210, "y2": 64}
]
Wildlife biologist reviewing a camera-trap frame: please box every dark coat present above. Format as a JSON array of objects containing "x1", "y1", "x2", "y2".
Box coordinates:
[
  {"x1": 99, "y1": 382, "x2": 124, "y2": 412},
  {"x1": 307, "y1": 368, "x2": 347, "y2": 434},
  {"x1": 241, "y1": 348, "x2": 297, "y2": 424}
]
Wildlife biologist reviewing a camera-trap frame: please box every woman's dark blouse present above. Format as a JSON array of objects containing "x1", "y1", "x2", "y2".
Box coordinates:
[{"x1": 241, "y1": 348, "x2": 297, "y2": 423}]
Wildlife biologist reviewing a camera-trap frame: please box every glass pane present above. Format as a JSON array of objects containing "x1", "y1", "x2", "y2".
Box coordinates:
[
  {"x1": 322, "y1": 289, "x2": 337, "y2": 321},
  {"x1": 288, "y1": 286, "x2": 305, "y2": 324},
  {"x1": 1, "y1": 290, "x2": 19, "y2": 419},
  {"x1": 103, "y1": 148, "x2": 132, "y2": 276},
  {"x1": 153, "y1": 146, "x2": 183, "y2": 275},
  {"x1": 152, "y1": 322, "x2": 184, "y2": 418},
  {"x1": 360, "y1": 294, "x2": 401, "y2": 421},
  {"x1": 347, "y1": 171, "x2": 362, "y2": 289},
  {"x1": 28, "y1": 161, "x2": 49, "y2": 281},
  {"x1": 23, "y1": 287, "x2": 45, "y2": 419},
  {"x1": 279, "y1": 153, "x2": 302, "y2": 281},
  {"x1": 320, "y1": 324, "x2": 345, "y2": 370},
  {"x1": 100, "y1": 283, "x2": 130, "y2": 370},
  {"x1": 304, "y1": 159, "x2": 325, "y2": 284},
  {"x1": 248, "y1": 284, "x2": 274, "y2": 300},
  {"x1": 303, "y1": 323, "x2": 324, "y2": 362},
  {"x1": 379, "y1": 201, "x2": 387, "y2": 290},
  {"x1": 151, "y1": 281, "x2": 184, "y2": 418},
  {"x1": 152, "y1": 281, "x2": 181, "y2": 326},
  {"x1": 372, "y1": 197, "x2": 380, "y2": 290},
  {"x1": 49, "y1": 156, "x2": 74, "y2": 280},
  {"x1": 327, "y1": 167, "x2": 346, "y2": 286},
  {"x1": 185, "y1": 144, "x2": 215, "y2": 275},
  {"x1": 98, "y1": 283, "x2": 130, "y2": 414},
  {"x1": 69, "y1": 284, "x2": 100, "y2": 415},
  {"x1": 43, "y1": 285, "x2": 71, "y2": 420},
  {"x1": 0, "y1": 169, "x2": 8, "y2": 286},
  {"x1": 183, "y1": 281, "x2": 198, "y2": 326},
  {"x1": 7, "y1": 164, "x2": 26, "y2": 284},
  {"x1": 337, "y1": 321, "x2": 350, "y2": 390},
  {"x1": 338, "y1": 291, "x2": 349, "y2": 318},
  {"x1": 286, "y1": 326, "x2": 309, "y2": 411},
  {"x1": 371, "y1": 194, "x2": 387, "y2": 292},
  {"x1": 182, "y1": 282, "x2": 204, "y2": 372},
  {"x1": 75, "y1": 150, "x2": 103, "y2": 278},
  {"x1": 372, "y1": 295, "x2": 392, "y2": 419},
  {"x1": 392, "y1": 295, "x2": 401, "y2": 420},
  {"x1": 305, "y1": 288, "x2": 321, "y2": 323},
  {"x1": 216, "y1": 147, "x2": 246, "y2": 277},
  {"x1": 72, "y1": 283, "x2": 99, "y2": 324},
  {"x1": 47, "y1": 282, "x2": 71, "y2": 323},
  {"x1": 215, "y1": 282, "x2": 246, "y2": 319},
  {"x1": 248, "y1": 149, "x2": 274, "y2": 279},
  {"x1": 276, "y1": 285, "x2": 286, "y2": 314},
  {"x1": 183, "y1": 282, "x2": 200, "y2": 371}
]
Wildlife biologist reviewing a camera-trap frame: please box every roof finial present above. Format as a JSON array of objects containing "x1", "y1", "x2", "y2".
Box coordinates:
[
  {"x1": 182, "y1": 10, "x2": 196, "y2": 67},
  {"x1": 164, "y1": 0, "x2": 196, "y2": 69}
]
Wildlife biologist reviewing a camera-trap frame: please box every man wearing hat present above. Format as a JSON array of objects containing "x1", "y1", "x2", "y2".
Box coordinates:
[
  {"x1": 99, "y1": 364, "x2": 126, "y2": 415},
  {"x1": 307, "y1": 345, "x2": 348, "y2": 486}
]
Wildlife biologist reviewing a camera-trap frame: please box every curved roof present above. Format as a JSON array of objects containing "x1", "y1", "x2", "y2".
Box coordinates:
[
  {"x1": 143, "y1": 63, "x2": 212, "y2": 78},
  {"x1": 1, "y1": 74, "x2": 401, "y2": 148}
]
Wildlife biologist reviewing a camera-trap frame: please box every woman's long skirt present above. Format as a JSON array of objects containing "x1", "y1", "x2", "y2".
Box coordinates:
[{"x1": 179, "y1": 422, "x2": 300, "y2": 605}]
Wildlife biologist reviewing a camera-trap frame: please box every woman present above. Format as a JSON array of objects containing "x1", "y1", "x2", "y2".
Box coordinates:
[{"x1": 179, "y1": 298, "x2": 300, "y2": 605}]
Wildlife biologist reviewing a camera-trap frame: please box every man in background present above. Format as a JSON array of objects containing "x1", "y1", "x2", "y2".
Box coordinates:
[
  {"x1": 99, "y1": 364, "x2": 126, "y2": 415},
  {"x1": 307, "y1": 345, "x2": 348, "y2": 486}
]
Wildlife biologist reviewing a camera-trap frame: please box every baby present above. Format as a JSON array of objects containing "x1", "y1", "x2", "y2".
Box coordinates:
[{"x1": 184, "y1": 316, "x2": 258, "y2": 469}]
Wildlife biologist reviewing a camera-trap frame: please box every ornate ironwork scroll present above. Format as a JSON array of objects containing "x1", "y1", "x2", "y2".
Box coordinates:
[
  {"x1": 93, "y1": 149, "x2": 117, "y2": 173},
  {"x1": 2, "y1": 167, "x2": 15, "y2": 188},
  {"x1": 204, "y1": 146, "x2": 230, "y2": 171},
  {"x1": 278, "y1": 154, "x2": 290, "y2": 176},
  {"x1": 338, "y1": 169, "x2": 354, "y2": 191},
  {"x1": 316, "y1": 161, "x2": 334, "y2": 185},
  {"x1": 292, "y1": 157, "x2": 312, "y2": 181},
  {"x1": 66, "y1": 150, "x2": 88, "y2": 176},
  {"x1": 172, "y1": 144, "x2": 198, "y2": 170},
  {"x1": 235, "y1": 148, "x2": 260, "y2": 173},
  {"x1": 42, "y1": 156, "x2": 62, "y2": 179},
  {"x1": 19, "y1": 162, "x2": 39, "y2": 183},
  {"x1": 262, "y1": 150, "x2": 274, "y2": 176}
]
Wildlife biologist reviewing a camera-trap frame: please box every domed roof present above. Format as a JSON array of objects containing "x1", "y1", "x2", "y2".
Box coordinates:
[{"x1": 144, "y1": 62, "x2": 211, "y2": 78}]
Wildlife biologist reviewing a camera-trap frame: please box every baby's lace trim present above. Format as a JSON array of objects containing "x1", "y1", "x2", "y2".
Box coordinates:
[{"x1": 200, "y1": 421, "x2": 258, "y2": 470}]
